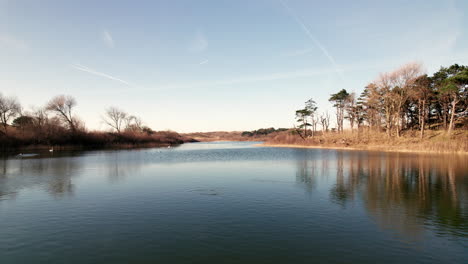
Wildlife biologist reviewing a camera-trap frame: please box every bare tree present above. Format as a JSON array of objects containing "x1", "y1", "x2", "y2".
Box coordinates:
[
  {"x1": 311, "y1": 116, "x2": 319, "y2": 136},
  {"x1": 46, "y1": 95, "x2": 77, "y2": 132},
  {"x1": 125, "y1": 115, "x2": 143, "y2": 132},
  {"x1": 0, "y1": 93, "x2": 21, "y2": 133},
  {"x1": 31, "y1": 106, "x2": 49, "y2": 129},
  {"x1": 103, "y1": 107, "x2": 127, "y2": 133},
  {"x1": 388, "y1": 62, "x2": 423, "y2": 137},
  {"x1": 320, "y1": 112, "x2": 330, "y2": 133}
]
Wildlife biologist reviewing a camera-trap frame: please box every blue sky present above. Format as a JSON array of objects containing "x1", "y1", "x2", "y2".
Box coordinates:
[{"x1": 1, "y1": 0, "x2": 468, "y2": 132}]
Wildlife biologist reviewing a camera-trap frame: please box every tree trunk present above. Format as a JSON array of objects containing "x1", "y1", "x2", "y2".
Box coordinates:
[
  {"x1": 335, "y1": 106, "x2": 341, "y2": 133},
  {"x1": 396, "y1": 112, "x2": 401, "y2": 138},
  {"x1": 448, "y1": 100, "x2": 457, "y2": 135},
  {"x1": 443, "y1": 104, "x2": 448, "y2": 130},
  {"x1": 303, "y1": 120, "x2": 307, "y2": 137},
  {"x1": 396, "y1": 101, "x2": 403, "y2": 138},
  {"x1": 420, "y1": 100, "x2": 425, "y2": 139},
  {"x1": 386, "y1": 107, "x2": 391, "y2": 138},
  {"x1": 418, "y1": 99, "x2": 422, "y2": 133},
  {"x1": 341, "y1": 108, "x2": 344, "y2": 133}
]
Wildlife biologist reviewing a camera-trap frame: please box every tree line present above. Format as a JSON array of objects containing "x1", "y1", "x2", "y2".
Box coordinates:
[
  {"x1": 0, "y1": 94, "x2": 148, "y2": 134},
  {"x1": 0, "y1": 94, "x2": 188, "y2": 148},
  {"x1": 295, "y1": 63, "x2": 467, "y2": 138},
  {"x1": 241, "y1": 127, "x2": 288, "y2": 137}
]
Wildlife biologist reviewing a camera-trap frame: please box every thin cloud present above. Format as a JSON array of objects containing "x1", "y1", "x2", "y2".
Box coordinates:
[
  {"x1": 71, "y1": 64, "x2": 132, "y2": 86},
  {"x1": 279, "y1": 0, "x2": 343, "y2": 78},
  {"x1": 189, "y1": 31, "x2": 208, "y2": 52},
  {"x1": 199, "y1": 59, "x2": 209, "y2": 65},
  {"x1": 102, "y1": 30, "x2": 114, "y2": 48},
  {"x1": 0, "y1": 34, "x2": 28, "y2": 51}
]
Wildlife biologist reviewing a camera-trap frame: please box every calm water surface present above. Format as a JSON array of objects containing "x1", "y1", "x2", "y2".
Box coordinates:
[{"x1": 0, "y1": 142, "x2": 467, "y2": 263}]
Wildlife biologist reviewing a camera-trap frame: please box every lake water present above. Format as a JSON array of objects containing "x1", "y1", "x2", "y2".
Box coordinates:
[{"x1": 1, "y1": 142, "x2": 467, "y2": 263}]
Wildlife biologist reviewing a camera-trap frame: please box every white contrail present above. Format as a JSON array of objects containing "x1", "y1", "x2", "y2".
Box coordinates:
[
  {"x1": 156, "y1": 66, "x2": 336, "y2": 91},
  {"x1": 279, "y1": 0, "x2": 343, "y2": 78},
  {"x1": 70, "y1": 64, "x2": 133, "y2": 86},
  {"x1": 87, "y1": 65, "x2": 341, "y2": 95}
]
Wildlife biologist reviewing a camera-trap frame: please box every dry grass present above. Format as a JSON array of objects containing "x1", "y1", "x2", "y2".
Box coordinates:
[{"x1": 264, "y1": 129, "x2": 468, "y2": 154}]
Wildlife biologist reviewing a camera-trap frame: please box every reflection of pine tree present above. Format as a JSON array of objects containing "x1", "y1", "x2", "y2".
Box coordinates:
[
  {"x1": 296, "y1": 150, "x2": 468, "y2": 238},
  {"x1": 295, "y1": 152, "x2": 318, "y2": 192},
  {"x1": 359, "y1": 153, "x2": 467, "y2": 238},
  {"x1": 330, "y1": 152, "x2": 348, "y2": 206},
  {"x1": 329, "y1": 152, "x2": 362, "y2": 207}
]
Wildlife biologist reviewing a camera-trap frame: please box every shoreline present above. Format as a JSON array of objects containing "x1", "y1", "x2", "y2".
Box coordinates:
[
  {"x1": 0, "y1": 142, "x2": 181, "y2": 155},
  {"x1": 257, "y1": 143, "x2": 468, "y2": 155}
]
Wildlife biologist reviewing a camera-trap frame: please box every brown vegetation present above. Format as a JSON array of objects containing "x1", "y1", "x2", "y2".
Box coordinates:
[
  {"x1": 0, "y1": 94, "x2": 195, "y2": 151},
  {"x1": 264, "y1": 129, "x2": 468, "y2": 154},
  {"x1": 0, "y1": 127, "x2": 195, "y2": 150},
  {"x1": 269, "y1": 62, "x2": 468, "y2": 154}
]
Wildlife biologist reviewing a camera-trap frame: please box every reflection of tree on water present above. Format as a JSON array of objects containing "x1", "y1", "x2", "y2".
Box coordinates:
[
  {"x1": 0, "y1": 158, "x2": 6, "y2": 179},
  {"x1": 294, "y1": 149, "x2": 329, "y2": 191},
  {"x1": 294, "y1": 149, "x2": 467, "y2": 238},
  {"x1": 296, "y1": 158, "x2": 317, "y2": 191},
  {"x1": 368, "y1": 154, "x2": 466, "y2": 238},
  {"x1": 362, "y1": 154, "x2": 428, "y2": 238},
  {"x1": 329, "y1": 152, "x2": 363, "y2": 207},
  {"x1": 0, "y1": 150, "x2": 147, "y2": 200},
  {"x1": 0, "y1": 156, "x2": 80, "y2": 199},
  {"x1": 104, "y1": 151, "x2": 143, "y2": 184}
]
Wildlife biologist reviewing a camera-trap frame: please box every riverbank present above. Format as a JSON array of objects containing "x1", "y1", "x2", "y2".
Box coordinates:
[
  {"x1": 259, "y1": 143, "x2": 468, "y2": 155},
  {"x1": 261, "y1": 130, "x2": 468, "y2": 155},
  {"x1": 0, "y1": 130, "x2": 197, "y2": 152}
]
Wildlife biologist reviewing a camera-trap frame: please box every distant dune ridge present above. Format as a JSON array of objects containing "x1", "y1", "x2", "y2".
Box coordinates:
[{"x1": 183, "y1": 128, "x2": 287, "y2": 142}]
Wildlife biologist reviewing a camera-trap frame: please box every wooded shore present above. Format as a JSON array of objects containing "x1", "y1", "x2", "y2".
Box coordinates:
[{"x1": 185, "y1": 129, "x2": 467, "y2": 154}]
